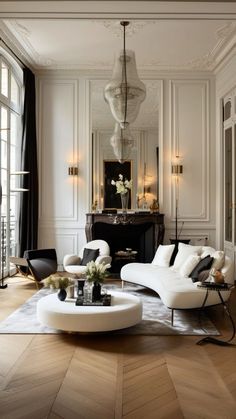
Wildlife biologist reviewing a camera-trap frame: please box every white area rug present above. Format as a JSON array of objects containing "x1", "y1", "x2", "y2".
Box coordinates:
[{"x1": 0, "y1": 283, "x2": 219, "y2": 335}]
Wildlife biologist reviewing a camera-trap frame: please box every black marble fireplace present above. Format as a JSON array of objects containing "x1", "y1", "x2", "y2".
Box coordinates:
[{"x1": 85, "y1": 213, "x2": 165, "y2": 272}]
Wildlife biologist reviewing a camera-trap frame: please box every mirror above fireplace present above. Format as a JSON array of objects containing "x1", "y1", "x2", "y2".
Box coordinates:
[{"x1": 91, "y1": 78, "x2": 162, "y2": 211}]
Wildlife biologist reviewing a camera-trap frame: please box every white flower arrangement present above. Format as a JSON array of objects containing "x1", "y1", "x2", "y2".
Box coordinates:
[
  {"x1": 111, "y1": 174, "x2": 132, "y2": 195},
  {"x1": 85, "y1": 261, "x2": 109, "y2": 283},
  {"x1": 43, "y1": 275, "x2": 74, "y2": 290}
]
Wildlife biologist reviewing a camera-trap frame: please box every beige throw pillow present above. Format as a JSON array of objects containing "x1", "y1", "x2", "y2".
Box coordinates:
[
  {"x1": 179, "y1": 255, "x2": 201, "y2": 277},
  {"x1": 211, "y1": 250, "x2": 225, "y2": 271},
  {"x1": 171, "y1": 243, "x2": 202, "y2": 271}
]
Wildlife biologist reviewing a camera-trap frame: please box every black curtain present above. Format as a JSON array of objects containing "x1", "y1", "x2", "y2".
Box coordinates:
[{"x1": 19, "y1": 68, "x2": 38, "y2": 257}]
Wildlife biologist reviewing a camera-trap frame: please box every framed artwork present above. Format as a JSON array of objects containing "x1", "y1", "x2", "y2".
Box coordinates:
[{"x1": 103, "y1": 160, "x2": 132, "y2": 209}]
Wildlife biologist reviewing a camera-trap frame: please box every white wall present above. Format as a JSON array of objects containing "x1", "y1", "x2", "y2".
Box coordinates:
[{"x1": 37, "y1": 71, "x2": 216, "y2": 265}]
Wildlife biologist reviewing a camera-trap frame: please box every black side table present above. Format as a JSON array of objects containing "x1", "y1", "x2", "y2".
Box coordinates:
[{"x1": 197, "y1": 283, "x2": 235, "y2": 346}]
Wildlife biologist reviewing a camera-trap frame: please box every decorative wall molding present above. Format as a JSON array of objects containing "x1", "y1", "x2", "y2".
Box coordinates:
[
  {"x1": 38, "y1": 229, "x2": 79, "y2": 265},
  {"x1": 38, "y1": 78, "x2": 78, "y2": 222},
  {"x1": 170, "y1": 79, "x2": 210, "y2": 222}
]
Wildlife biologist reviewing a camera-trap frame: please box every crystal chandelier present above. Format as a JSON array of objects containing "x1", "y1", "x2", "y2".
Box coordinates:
[
  {"x1": 104, "y1": 21, "x2": 146, "y2": 130},
  {"x1": 110, "y1": 123, "x2": 134, "y2": 164}
]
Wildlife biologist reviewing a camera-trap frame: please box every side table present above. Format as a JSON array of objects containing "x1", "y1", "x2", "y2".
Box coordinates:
[
  {"x1": 113, "y1": 250, "x2": 137, "y2": 273},
  {"x1": 197, "y1": 283, "x2": 235, "y2": 346}
]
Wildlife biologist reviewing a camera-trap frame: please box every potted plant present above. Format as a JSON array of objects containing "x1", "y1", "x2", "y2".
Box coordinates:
[
  {"x1": 85, "y1": 261, "x2": 109, "y2": 301},
  {"x1": 43, "y1": 275, "x2": 74, "y2": 301}
]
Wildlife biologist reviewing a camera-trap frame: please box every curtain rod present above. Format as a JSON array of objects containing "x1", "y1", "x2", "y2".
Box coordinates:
[{"x1": 0, "y1": 37, "x2": 26, "y2": 69}]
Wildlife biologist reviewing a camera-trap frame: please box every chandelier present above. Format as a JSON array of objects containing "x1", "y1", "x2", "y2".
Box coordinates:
[
  {"x1": 104, "y1": 21, "x2": 146, "y2": 130},
  {"x1": 110, "y1": 123, "x2": 134, "y2": 164}
]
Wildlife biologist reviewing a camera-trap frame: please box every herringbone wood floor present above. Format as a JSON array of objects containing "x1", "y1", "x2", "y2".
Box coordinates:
[{"x1": 0, "y1": 276, "x2": 236, "y2": 419}]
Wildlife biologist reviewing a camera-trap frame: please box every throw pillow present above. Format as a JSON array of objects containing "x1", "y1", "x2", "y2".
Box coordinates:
[
  {"x1": 211, "y1": 250, "x2": 225, "y2": 271},
  {"x1": 190, "y1": 255, "x2": 214, "y2": 283},
  {"x1": 198, "y1": 269, "x2": 211, "y2": 282},
  {"x1": 200, "y1": 246, "x2": 216, "y2": 258},
  {"x1": 169, "y1": 239, "x2": 190, "y2": 266},
  {"x1": 172, "y1": 243, "x2": 202, "y2": 271},
  {"x1": 152, "y1": 244, "x2": 175, "y2": 267},
  {"x1": 81, "y1": 248, "x2": 99, "y2": 266},
  {"x1": 179, "y1": 255, "x2": 201, "y2": 277}
]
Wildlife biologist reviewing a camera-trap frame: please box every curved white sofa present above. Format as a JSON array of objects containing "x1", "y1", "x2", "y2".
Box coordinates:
[{"x1": 121, "y1": 244, "x2": 234, "y2": 314}]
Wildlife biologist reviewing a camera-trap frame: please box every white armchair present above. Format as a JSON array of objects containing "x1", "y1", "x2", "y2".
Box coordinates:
[{"x1": 63, "y1": 240, "x2": 112, "y2": 276}]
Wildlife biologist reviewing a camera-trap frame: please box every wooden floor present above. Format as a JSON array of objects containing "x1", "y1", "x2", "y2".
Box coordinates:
[{"x1": 0, "y1": 276, "x2": 236, "y2": 419}]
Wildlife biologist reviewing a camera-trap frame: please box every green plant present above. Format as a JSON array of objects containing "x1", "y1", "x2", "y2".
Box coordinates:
[
  {"x1": 85, "y1": 261, "x2": 109, "y2": 283},
  {"x1": 43, "y1": 275, "x2": 74, "y2": 289}
]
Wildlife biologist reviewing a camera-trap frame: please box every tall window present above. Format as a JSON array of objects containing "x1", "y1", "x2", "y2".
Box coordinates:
[{"x1": 0, "y1": 55, "x2": 23, "y2": 278}]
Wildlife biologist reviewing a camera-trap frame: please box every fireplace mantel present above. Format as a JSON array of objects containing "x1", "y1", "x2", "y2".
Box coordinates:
[{"x1": 85, "y1": 212, "x2": 165, "y2": 269}]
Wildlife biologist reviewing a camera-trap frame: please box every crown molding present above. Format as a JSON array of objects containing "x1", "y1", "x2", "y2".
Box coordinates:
[
  {"x1": 2, "y1": 18, "x2": 236, "y2": 72},
  {"x1": 0, "y1": 20, "x2": 34, "y2": 68}
]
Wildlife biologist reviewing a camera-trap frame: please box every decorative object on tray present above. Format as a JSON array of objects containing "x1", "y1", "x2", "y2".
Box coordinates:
[
  {"x1": 85, "y1": 261, "x2": 109, "y2": 301},
  {"x1": 111, "y1": 174, "x2": 132, "y2": 213},
  {"x1": 209, "y1": 268, "x2": 225, "y2": 284},
  {"x1": 43, "y1": 275, "x2": 74, "y2": 301},
  {"x1": 75, "y1": 293, "x2": 111, "y2": 306}
]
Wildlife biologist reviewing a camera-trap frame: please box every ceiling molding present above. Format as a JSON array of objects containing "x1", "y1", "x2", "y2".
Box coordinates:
[
  {"x1": 1, "y1": 18, "x2": 236, "y2": 72},
  {"x1": 0, "y1": 20, "x2": 35, "y2": 67},
  {"x1": 0, "y1": 1, "x2": 236, "y2": 20},
  {"x1": 3, "y1": 20, "x2": 55, "y2": 67}
]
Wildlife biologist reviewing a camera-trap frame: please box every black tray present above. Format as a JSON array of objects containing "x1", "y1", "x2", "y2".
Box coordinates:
[
  {"x1": 197, "y1": 282, "x2": 233, "y2": 291},
  {"x1": 75, "y1": 294, "x2": 111, "y2": 306}
]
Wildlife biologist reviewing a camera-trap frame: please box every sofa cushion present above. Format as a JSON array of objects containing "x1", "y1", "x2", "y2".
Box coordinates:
[
  {"x1": 211, "y1": 250, "x2": 225, "y2": 271},
  {"x1": 190, "y1": 255, "x2": 214, "y2": 282},
  {"x1": 152, "y1": 244, "x2": 175, "y2": 267},
  {"x1": 179, "y1": 255, "x2": 201, "y2": 277},
  {"x1": 171, "y1": 243, "x2": 202, "y2": 271},
  {"x1": 81, "y1": 248, "x2": 99, "y2": 266},
  {"x1": 200, "y1": 246, "x2": 216, "y2": 258}
]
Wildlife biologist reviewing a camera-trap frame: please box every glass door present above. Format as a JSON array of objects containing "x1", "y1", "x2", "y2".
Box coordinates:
[{"x1": 0, "y1": 56, "x2": 22, "y2": 280}]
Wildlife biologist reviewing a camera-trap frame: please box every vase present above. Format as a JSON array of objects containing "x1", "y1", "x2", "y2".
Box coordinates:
[
  {"x1": 120, "y1": 191, "x2": 129, "y2": 213},
  {"x1": 58, "y1": 288, "x2": 67, "y2": 301},
  {"x1": 92, "y1": 281, "x2": 102, "y2": 302}
]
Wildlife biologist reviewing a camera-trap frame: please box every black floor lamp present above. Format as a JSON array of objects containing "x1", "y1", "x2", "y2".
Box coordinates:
[{"x1": 172, "y1": 158, "x2": 183, "y2": 241}]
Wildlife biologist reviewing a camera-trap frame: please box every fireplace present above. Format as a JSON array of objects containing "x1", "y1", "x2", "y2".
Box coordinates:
[{"x1": 86, "y1": 213, "x2": 165, "y2": 272}]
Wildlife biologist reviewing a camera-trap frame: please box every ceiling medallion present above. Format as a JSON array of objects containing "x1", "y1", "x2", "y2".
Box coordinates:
[{"x1": 101, "y1": 20, "x2": 155, "y2": 38}]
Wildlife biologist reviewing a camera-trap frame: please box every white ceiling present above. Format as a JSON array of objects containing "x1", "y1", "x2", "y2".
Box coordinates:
[
  {"x1": 1, "y1": 16, "x2": 236, "y2": 130},
  {"x1": 1, "y1": 18, "x2": 236, "y2": 71}
]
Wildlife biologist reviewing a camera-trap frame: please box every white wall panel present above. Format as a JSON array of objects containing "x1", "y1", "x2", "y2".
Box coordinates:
[
  {"x1": 39, "y1": 79, "x2": 78, "y2": 222},
  {"x1": 39, "y1": 228, "x2": 83, "y2": 268},
  {"x1": 170, "y1": 80, "x2": 209, "y2": 221}
]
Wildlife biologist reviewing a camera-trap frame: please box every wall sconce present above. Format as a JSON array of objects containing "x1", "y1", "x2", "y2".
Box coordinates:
[
  {"x1": 68, "y1": 166, "x2": 78, "y2": 176},
  {"x1": 171, "y1": 164, "x2": 183, "y2": 175}
]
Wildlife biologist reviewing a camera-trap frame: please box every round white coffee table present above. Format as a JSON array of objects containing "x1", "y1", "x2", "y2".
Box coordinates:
[{"x1": 37, "y1": 291, "x2": 142, "y2": 332}]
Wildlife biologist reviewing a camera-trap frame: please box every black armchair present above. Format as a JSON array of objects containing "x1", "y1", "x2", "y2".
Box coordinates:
[{"x1": 23, "y1": 248, "x2": 58, "y2": 288}]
